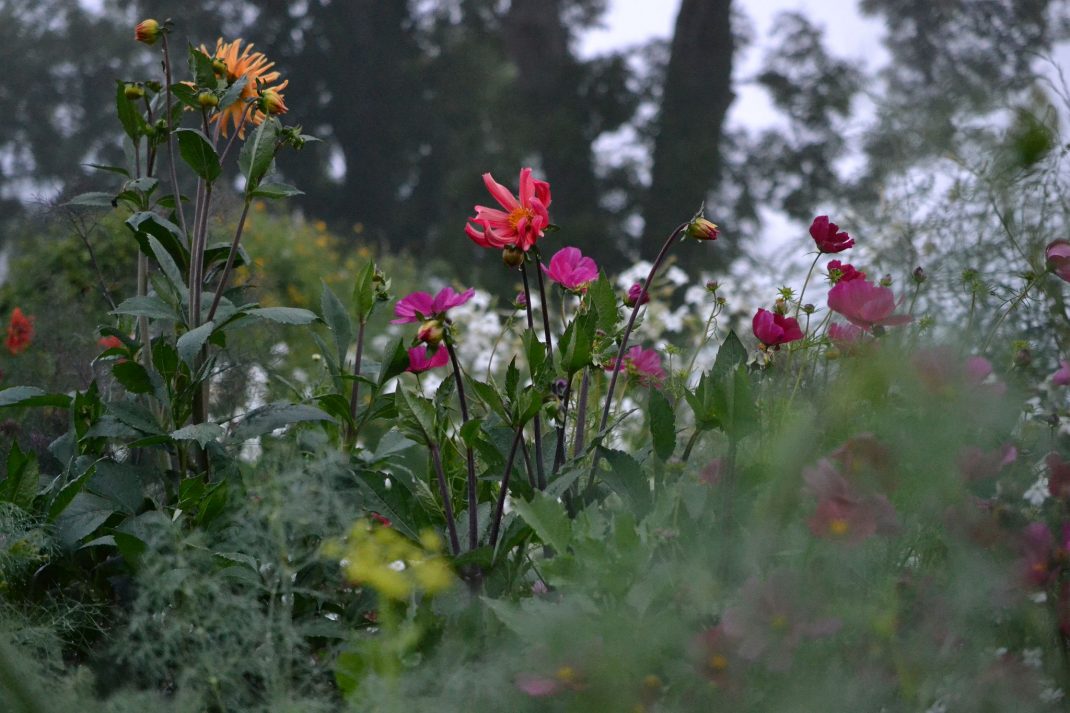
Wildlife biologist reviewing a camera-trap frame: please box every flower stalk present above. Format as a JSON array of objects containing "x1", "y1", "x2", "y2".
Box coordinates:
[
  {"x1": 520, "y1": 263, "x2": 547, "y2": 490},
  {"x1": 445, "y1": 340, "x2": 478, "y2": 551}
]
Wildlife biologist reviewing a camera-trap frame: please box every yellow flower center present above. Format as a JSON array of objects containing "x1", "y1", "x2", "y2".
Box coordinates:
[
  {"x1": 770, "y1": 614, "x2": 789, "y2": 632},
  {"x1": 555, "y1": 666, "x2": 578, "y2": 684},
  {"x1": 508, "y1": 206, "x2": 536, "y2": 230},
  {"x1": 829, "y1": 518, "x2": 850, "y2": 536},
  {"x1": 708, "y1": 654, "x2": 729, "y2": 672}
]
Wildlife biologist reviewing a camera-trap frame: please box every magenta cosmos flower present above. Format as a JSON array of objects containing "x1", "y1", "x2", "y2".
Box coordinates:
[
  {"x1": 392, "y1": 286, "x2": 475, "y2": 324},
  {"x1": 827, "y1": 259, "x2": 865, "y2": 284},
  {"x1": 752, "y1": 308, "x2": 803, "y2": 348},
  {"x1": 827, "y1": 278, "x2": 911, "y2": 331},
  {"x1": 405, "y1": 345, "x2": 449, "y2": 374},
  {"x1": 605, "y1": 345, "x2": 665, "y2": 387},
  {"x1": 465, "y1": 167, "x2": 552, "y2": 252},
  {"x1": 810, "y1": 215, "x2": 854, "y2": 254},
  {"x1": 1046, "y1": 240, "x2": 1070, "y2": 283},
  {"x1": 541, "y1": 247, "x2": 598, "y2": 292}
]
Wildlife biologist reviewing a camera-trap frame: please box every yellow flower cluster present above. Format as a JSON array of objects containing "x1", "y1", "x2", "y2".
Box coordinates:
[{"x1": 324, "y1": 520, "x2": 454, "y2": 601}]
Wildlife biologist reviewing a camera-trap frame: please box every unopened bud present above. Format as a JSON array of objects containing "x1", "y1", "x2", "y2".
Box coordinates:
[
  {"x1": 197, "y1": 90, "x2": 219, "y2": 109},
  {"x1": 514, "y1": 292, "x2": 528, "y2": 310},
  {"x1": 134, "y1": 19, "x2": 161, "y2": 45},
  {"x1": 417, "y1": 320, "x2": 444, "y2": 347},
  {"x1": 551, "y1": 378, "x2": 569, "y2": 398},
  {"x1": 258, "y1": 89, "x2": 288, "y2": 116},
  {"x1": 124, "y1": 83, "x2": 145, "y2": 100},
  {"x1": 686, "y1": 217, "x2": 719, "y2": 241},
  {"x1": 1014, "y1": 348, "x2": 1032, "y2": 368},
  {"x1": 624, "y1": 283, "x2": 649, "y2": 308},
  {"x1": 502, "y1": 245, "x2": 525, "y2": 269},
  {"x1": 912, "y1": 266, "x2": 926, "y2": 284},
  {"x1": 879, "y1": 274, "x2": 893, "y2": 287},
  {"x1": 803, "y1": 303, "x2": 815, "y2": 314},
  {"x1": 705, "y1": 280, "x2": 719, "y2": 293},
  {"x1": 211, "y1": 57, "x2": 227, "y2": 76},
  {"x1": 773, "y1": 298, "x2": 788, "y2": 316}
]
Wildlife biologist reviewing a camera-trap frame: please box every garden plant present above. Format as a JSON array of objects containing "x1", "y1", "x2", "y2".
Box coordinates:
[{"x1": 3, "y1": 17, "x2": 1070, "y2": 713}]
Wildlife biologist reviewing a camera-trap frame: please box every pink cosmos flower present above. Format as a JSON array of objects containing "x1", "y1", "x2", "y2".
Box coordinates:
[
  {"x1": 392, "y1": 286, "x2": 475, "y2": 324},
  {"x1": 605, "y1": 345, "x2": 665, "y2": 387},
  {"x1": 405, "y1": 345, "x2": 449, "y2": 374},
  {"x1": 1046, "y1": 240, "x2": 1070, "y2": 283},
  {"x1": 624, "y1": 283, "x2": 650, "y2": 308},
  {"x1": 1052, "y1": 360, "x2": 1070, "y2": 386},
  {"x1": 827, "y1": 278, "x2": 911, "y2": 331},
  {"x1": 827, "y1": 322, "x2": 864, "y2": 347},
  {"x1": 752, "y1": 308, "x2": 804, "y2": 347},
  {"x1": 802, "y1": 459, "x2": 898, "y2": 543},
  {"x1": 541, "y1": 247, "x2": 598, "y2": 292},
  {"x1": 827, "y1": 259, "x2": 865, "y2": 284},
  {"x1": 809, "y1": 215, "x2": 854, "y2": 253},
  {"x1": 465, "y1": 167, "x2": 552, "y2": 252}
]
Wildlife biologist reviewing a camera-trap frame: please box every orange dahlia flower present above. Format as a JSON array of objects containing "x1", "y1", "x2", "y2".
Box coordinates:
[{"x1": 200, "y1": 38, "x2": 289, "y2": 138}]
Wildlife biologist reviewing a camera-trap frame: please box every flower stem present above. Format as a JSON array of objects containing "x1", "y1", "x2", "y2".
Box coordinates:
[
  {"x1": 206, "y1": 199, "x2": 251, "y2": 323},
  {"x1": 589, "y1": 223, "x2": 687, "y2": 480},
  {"x1": 521, "y1": 264, "x2": 547, "y2": 490},
  {"x1": 489, "y1": 425, "x2": 525, "y2": 548},
  {"x1": 681, "y1": 429, "x2": 702, "y2": 462},
  {"x1": 429, "y1": 442, "x2": 461, "y2": 556},
  {"x1": 552, "y1": 376, "x2": 572, "y2": 473},
  {"x1": 571, "y1": 368, "x2": 590, "y2": 459},
  {"x1": 983, "y1": 275, "x2": 1042, "y2": 352},
  {"x1": 446, "y1": 340, "x2": 478, "y2": 551},
  {"x1": 793, "y1": 253, "x2": 822, "y2": 322},
  {"x1": 160, "y1": 35, "x2": 188, "y2": 237},
  {"x1": 533, "y1": 248, "x2": 555, "y2": 359}
]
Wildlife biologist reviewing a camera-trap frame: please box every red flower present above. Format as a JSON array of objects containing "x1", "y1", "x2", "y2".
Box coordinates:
[
  {"x1": 827, "y1": 278, "x2": 911, "y2": 331},
  {"x1": 605, "y1": 345, "x2": 665, "y2": 387},
  {"x1": 752, "y1": 308, "x2": 803, "y2": 348},
  {"x1": 405, "y1": 345, "x2": 449, "y2": 374},
  {"x1": 1046, "y1": 240, "x2": 1070, "y2": 283},
  {"x1": 392, "y1": 286, "x2": 475, "y2": 324},
  {"x1": 465, "y1": 168, "x2": 552, "y2": 252},
  {"x1": 541, "y1": 247, "x2": 598, "y2": 292},
  {"x1": 5, "y1": 308, "x2": 33, "y2": 355},
  {"x1": 809, "y1": 215, "x2": 854, "y2": 254},
  {"x1": 826, "y1": 259, "x2": 865, "y2": 284}
]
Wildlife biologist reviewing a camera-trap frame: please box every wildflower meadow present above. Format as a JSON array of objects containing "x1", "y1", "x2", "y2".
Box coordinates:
[{"x1": 3, "y1": 12, "x2": 1070, "y2": 713}]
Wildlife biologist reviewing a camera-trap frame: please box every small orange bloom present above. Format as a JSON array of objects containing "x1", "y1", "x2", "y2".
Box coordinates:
[
  {"x1": 200, "y1": 38, "x2": 289, "y2": 138},
  {"x1": 5, "y1": 308, "x2": 33, "y2": 355}
]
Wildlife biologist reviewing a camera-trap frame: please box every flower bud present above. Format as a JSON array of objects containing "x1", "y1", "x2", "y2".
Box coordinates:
[
  {"x1": 624, "y1": 283, "x2": 649, "y2": 308},
  {"x1": 551, "y1": 378, "x2": 569, "y2": 398},
  {"x1": 134, "y1": 19, "x2": 161, "y2": 45},
  {"x1": 803, "y1": 303, "x2": 815, "y2": 315},
  {"x1": 502, "y1": 245, "x2": 525, "y2": 268},
  {"x1": 705, "y1": 280, "x2": 719, "y2": 293},
  {"x1": 211, "y1": 57, "x2": 227, "y2": 76},
  {"x1": 686, "y1": 217, "x2": 719, "y2": 241},
  {"x1": 773, "y1": 298, "x2": 788, "y2": 316},
  {"x1": 124, "y1": 83, "x2": 145, "y2": 100},
  {"x1": 912, "y1": 266, "x2": 926, "y2": 284},
  {"x1": 1014, "y1": 348, "x2": 1032, "y2": 368},
  {"x1": 258, "y1": 89, "x2": 288, "y2": 116},
  {"x1": 197, "y1": 90, "x2": 219, "y2": 109},
  {"x1": 514, "y1": 292, "x2": 528, "y2": 310},
  {"x1": 879, "y1": 274, "x2": 893, "y2": 287},
  {"x1": 417, "y1": 320, "x2": 444, "y2": 347}
]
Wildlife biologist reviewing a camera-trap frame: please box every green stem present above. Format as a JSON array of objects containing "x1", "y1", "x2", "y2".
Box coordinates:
[
  {"x1": 793, "y1": 253, "x2": 822, "y2": 321},
  {"x1": 982, "y1": 275, "x2": 1043, "y2": 352},
  {"x1": 206, "y1": 199, "x2": 251, "y2": 323},
  {"x1": 160, "y1": 34, "x2": 188, "y2": 237},
  {"x1": 446, "y1": 340, "x2": 478, "y2": 551},
  {"x1": 346, "y1": 319, "x2": 367, "y2": 446},
  {"x1": 489, "y1": 424, "x2": 525, "y2": 547},
  {"x1": 429, "y1": 442, "x2": 461, "y2": 556},
  {"x1": 521, "y1": 263, "x2": 547, "y2": 490}
]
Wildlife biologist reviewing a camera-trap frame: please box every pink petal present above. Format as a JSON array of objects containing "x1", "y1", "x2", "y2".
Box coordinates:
[{"x1": 482, "y1": 172, "x2": 519, "y2": 212}]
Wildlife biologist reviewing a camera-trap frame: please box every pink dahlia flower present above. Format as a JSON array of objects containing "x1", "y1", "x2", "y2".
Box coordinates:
[
  {"x1": 752, "y1": 308, "x2": 803, "y2": 347},
  {"x1": 392, "y1": 286, "x2": 475, "y2": 324},
  {"x1": 827, "y1": 278, "x2": 911, "y2": 331},
  {"x1": 809, "y1": 215, "x2": 854, "y2": 254},
  {"x1": 605, "y1": 345, "x2": 665, "y2": 387},
  {"x1": 541, "y1": 247, "x2": 598, "y2": 292},
  {"x1": 405, "y1": 345, "x2": 449, "y2": 374},
  {"x1": 465, "y1": 167, "x2": 552, "y2": 252}
]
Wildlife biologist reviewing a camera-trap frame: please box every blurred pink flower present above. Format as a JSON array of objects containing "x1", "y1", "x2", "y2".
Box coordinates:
[
  {"x1": 827, "y1": 278, "x2": 911, "y2": 331},
  {"x1": 1022, "y1": 522, "x2": 1056, "y2": 587},
  {"x1": 827, "y1": 322, "x2": 864, "y2": 349},
  {"x1": 1048, "y1": 452, "x2": 1070, "y2": 500},
  {"x1": 721, "y1": 571, "x2": 841, "y2": 671},
  {"x1": 605, "y1": 345, "x2": 665, "y2": 387},
  {"x1": 957, "y1": 444, "x2": 1017, "y2": 482},
  {"x1": 752, "y1": 308, "x2": 803, "y2": 348},
  {"x1": 515, "y1": 674, "x2": 561, "y2": 698},
  {"x1": 1046, "y1": 240, "x2": 1070, "y2": 283},
  {"x1": 405, "y1": 345, "x2": 449, "y2": 374},
  {"x1": 541, "y1": 247, "x2": 598, "y2": 292},
  {"x1": 392, "y1": 286, "x2": 475, "y2": 324},
  {"x1": 465, "y1": 167, "x2": 552, "y2": 252},
  {"x1": 827, "y1": 259, "x2": 865, "y2": 284},
  {"x1": 809, "y1": 215, "x2": 854, "y2": 254},
  {"x1": 1052, "y1": 360, "x2": 1070, "y2": 386},
  {"x1": 802, "y1": 459, "x2": 898, "y2": 543}
]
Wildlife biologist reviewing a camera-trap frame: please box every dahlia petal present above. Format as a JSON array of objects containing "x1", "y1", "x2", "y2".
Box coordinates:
[{"x1": 482, "y1": 172, "x2": 520, "y2": 212}]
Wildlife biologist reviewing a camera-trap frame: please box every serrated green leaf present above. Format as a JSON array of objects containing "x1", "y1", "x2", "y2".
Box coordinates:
[
  {"x1": 108, "y1": 400, "x2": 164, "y2": 435},
  {"x1": 112, "y1": 295, "x2": 179, "y2": 321},
  {"x1": 111, "y1": 361, "x2": 153, "y2": 394},
  {"x1": 352, "y1": 262, "x2": 376, "y2": 324},
  {"x1": 0, "y1": 386, "x2": 72, "y2": 409},
  {"x1": 218, "y1": 75, "x2": 248, "y2": 111},
  {"x1": 2, "y1": 442, "x2": 38, "y2": 510},
  {"x1": 245, "y1": 307, "x2": 318, "y2": 325},
  {"x1": 512, "y1": 491, "x2": 570, "y2": 552},
  {"x1": 239, "y1": 117, "x2": 279, "y2": 191},
  {"x1": 232, "y1": 402, "x2": 333, "y2": 440},
  {"x1": 711, "y1": 330, "x2": 747, "y2": 381},
  {"x1": 55, "y1": 492, "x2": 114, "y2": 549},
  {"x1": 590, "y1": 273, "x2": 619, "y2": 333},
  {"x1": 598, "y1": 448, "x2": 652, "y2": 516},
  {"x1": 249, "y1": 181, "x2": 303, "y2": 199},
  {"x1": 320, "y1": 282, "x2": 353, "y2": 367},
  {"x1": 171, "y1": 423, "x2": 225, "y2": 447},
  {"x1": 187, "y1": 44, "x2": 218, "y2": 87},
  {"x1": 65, "y1": 192, "x2": 115, "y2": 208},
  {"x1": 116, "y1": 80, "x2": 147, "y2": 140}
]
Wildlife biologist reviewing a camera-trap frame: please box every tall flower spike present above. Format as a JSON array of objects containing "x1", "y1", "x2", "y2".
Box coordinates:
[
  {"x1": 199, "y1": 38, "x2": 289, "y2": 138},
  {"x1": 465, "y1": 168, "x2": 552, "y2": 252}
]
